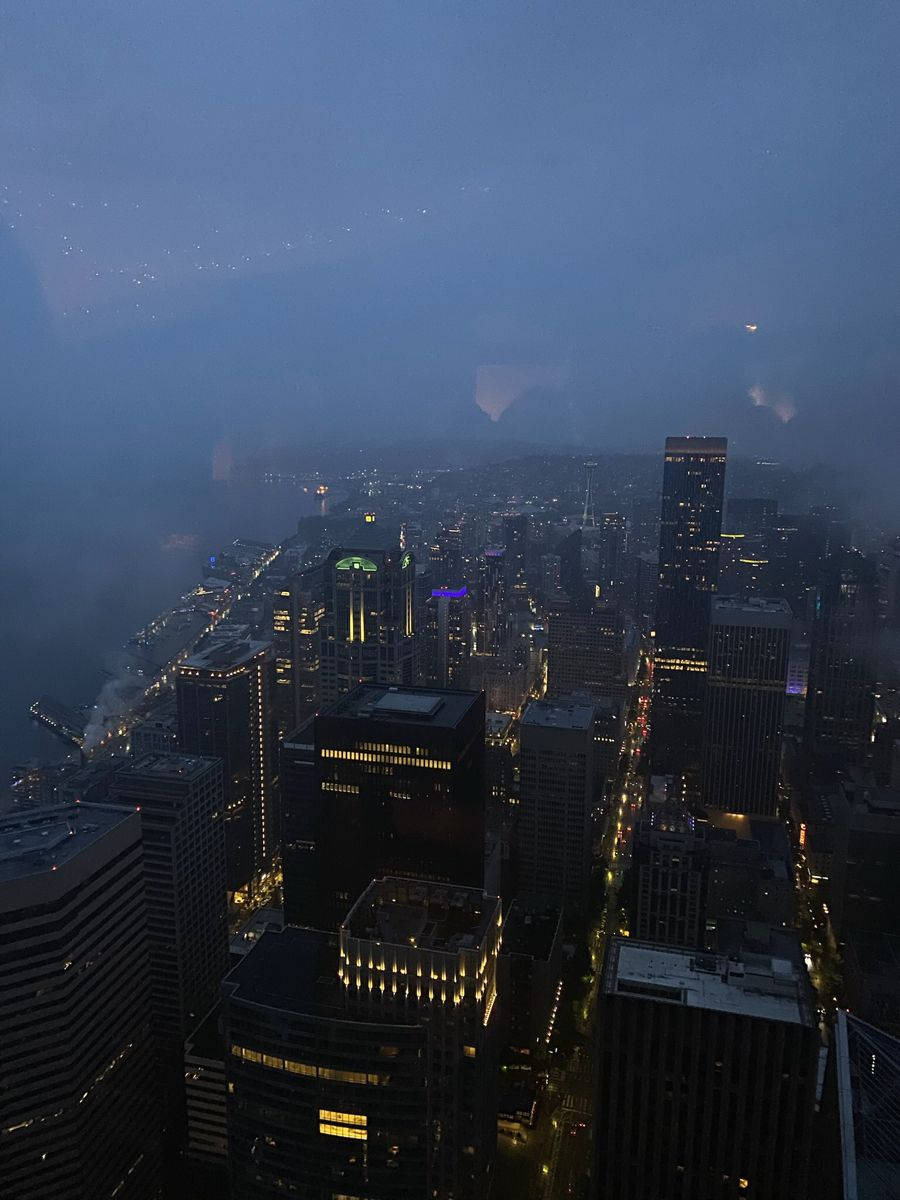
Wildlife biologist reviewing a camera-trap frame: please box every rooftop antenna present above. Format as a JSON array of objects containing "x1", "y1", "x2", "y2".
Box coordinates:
[{"x1": 582, "y1": 461, "x2": 598, "y2": 527}]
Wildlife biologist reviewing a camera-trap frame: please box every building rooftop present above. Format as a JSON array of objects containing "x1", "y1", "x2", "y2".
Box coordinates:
[
  {"x1": 323, "y1": 684, "x2": 481, "y2": 730},
  {"x1": 115, "y1": 752, "x2": 220, "y2": 783},
  {"x1": 342, "y1": 877, "x2": 500, "y2": 956},
  {"x1": 664, "y1": 436, "x2": 728, "y2": 456},
  {"x1": 223, "y1": 926, "x2": 340, "y2": 1015},
  {"x1": 0, "y1": 804, "x2": 136, "y2": 886},
  {"x1": 180, "y1": 638, "x2": 270, "y2": 673},
  {"x1": 501, "y1": 902, "x2": 561, "y2": 962},
  {"x1": 713, "y1": 596, "x2": 793, "y2": 626},
  {"x1": 522, "y1": 697, "x2": 595, "y2": 731},
  {"x1": 604, "y1": 938, "x2": 814, "y2": 1026}
]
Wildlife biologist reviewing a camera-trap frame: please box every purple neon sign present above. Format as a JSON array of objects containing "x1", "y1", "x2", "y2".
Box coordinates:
[{"x1": 431, "y1": 586, "x2": 468, "y2": 598}]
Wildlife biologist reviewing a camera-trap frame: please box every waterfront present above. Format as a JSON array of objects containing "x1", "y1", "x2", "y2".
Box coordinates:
[{"x1": 0, "y1": 467, "x2": 324, "y2": 786}]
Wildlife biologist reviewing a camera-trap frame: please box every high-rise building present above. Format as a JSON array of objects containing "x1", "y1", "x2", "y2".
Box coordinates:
[
  {"x1": 279, "y1": 717, "x2": 317, "y2": 927},
  {"x1": 224, "y1": 878, "x2": 501, "y2": 1200},
  {"x1": 547, "y1": 602, "x2": 631, "y2": 703},
  {"x1": 805, "y1": 551, "x2": 879, "y2": 763},
  {"x1": 517, "y1": 697, "x2": 595, "y2": 916},
  {"x1": 290, "y1": 564, "x2": 325, "y2": 725},
  {"x1": 594, "y1": 937, "x2": 819, "y2": 1200},
  {"x1": 630, "y1": 798, "x2": 708, "y2": 947},
  {"x1": 422, "y1": 585, "x2": 472, "y2": 688},
  {"x1": 702, "y1": 597, "x2": 792, "y2": 817},
  {"x1": 110, "y1": 754, "x2": 229, "y2": 1052},
  {"x1": 475, "y1": 548, "x2": 507, "y2": 655},
  {"x1": 340, "y1": 878, "x2": 501, "y2": 1198},
  {"x1": 429, "y1": 522, "x2": 464, "y2": 588},
  {"x1": 540, "y1": 552, "x2": 562, "y2": 601},
  {"x1": 176, "y1": 639, "x2": 277, "y2": 894},
  {"x1": 302, "y1": 684, "x2": 485, "y2": 930},
  {"x1": 318, "y1": 545, "x2": 416, "y2": 706},
  {"x1": 0, "y1": 805, "x2": 162, "y2": 1200},
  {"x1": 653, "y1": 436, "x2": 727, "y2": 777},
  {"x1": 503, "y1": 512, "x2": 529, "y2": 593}
]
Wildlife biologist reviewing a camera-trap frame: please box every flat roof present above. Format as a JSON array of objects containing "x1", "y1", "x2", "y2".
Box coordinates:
[
  {"x1": 323, "y1": 684, "x2": 481, "y2": 729},
  {"x1": 181, "y1": 638, "x2": 270, "y2": 672},
  {"x1": 502, "y1": 902, "x2": 561, "y2": 962},
  {"x1": 664, "y1": 436, "x2": 728, "y2": 455},
  {"x1": 223, "y1": 926, "x2": 339, "y2": 1015},
  {"x1": 604, "y1": 938, "x2": 812, "y2": 1026},
  {"x1": 0, "y1": 804, "x2": 135, "y2": 884},
  {"x1": 522, "y1": 698, "x2": 595, "y2": 731},
  {"x1": 713, "y1": 596, "x2": 793, "y2": 626},
  {"x1": 116, "y1": 752, "x2": 219, "y2": 782},
  {"x1": 342, "y1": 877, "x2": 499, "y2": 955}
]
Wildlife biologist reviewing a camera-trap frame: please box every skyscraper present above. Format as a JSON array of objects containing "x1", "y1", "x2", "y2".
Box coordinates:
[
  {"x1": 0, "y1": 805, "x2": 162, "y2": 1200},
  {"x1": 290, "y1": 564, "x2": 325, "y2": 725},
  {"x1": 653, "y1": 436, "x2": 727, "y2": 778},
  {"x1": 594, "y1": 937, "x2": 819, "y2": 1200},
  {"x1": 301, "y1": 684, "x2": 486, "y2": 930},
  {"x1": 702, "y1": 597, "x2": 792, "y2": 817},
  {"x1": 224, "y1": 877, "x2": 501, "y2": 1200},
  {"x1": 110, "y1": 753, "x2": 229, "y2": 1051},
  {"x1": 630, "y1": 798, "x2": 708, "y2": 947},
  {"x1": 547, "y1": 601, "x2": 631, "y2": 703},
  {"x1": 176, "y1": 639, "x2": 277, "y2": 894},
  {"x1": 805, "y1": 551, "x2": 879, "y2": 763},
  {"x1": 517, "y1": 697, "x2": 595, "y2": 917},
  {"x1": 279, "y1": 716, "x2": 317, "y2": 927},
  {"x1": 422, "y1": 585, "x2": 472, "y2": 688},
  {"x1": 475, "y1": 548, "x2": 507, "y2": 655},
  {"x1": 318, "y1": 545, "x2": 417, "y2": 706}
]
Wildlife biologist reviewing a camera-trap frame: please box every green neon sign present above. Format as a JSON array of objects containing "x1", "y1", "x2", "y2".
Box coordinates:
[{"x1": 335, "y1": 555, "x2": 378, "y2": 572}]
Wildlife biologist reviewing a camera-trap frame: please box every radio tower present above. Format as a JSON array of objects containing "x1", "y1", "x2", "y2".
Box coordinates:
[{"x1": 582, "y1": 461, "x2": 598, "y2": 527}]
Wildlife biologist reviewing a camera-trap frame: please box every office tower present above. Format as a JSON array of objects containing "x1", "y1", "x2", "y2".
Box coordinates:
[
  {"x1": 594, "y1": 937, "x2": 819, "y2": 1200},
  {"x1": 500, "y1": 902, "x2": 563, "y2": 1057},
  {"x1": 429, "y1": 522, "x2": 464, "y2": 587},
  {"x1": 630, "y1": 798, "x2": 708, "y2": 947},
  {"x1": 176, "y1": 639, "x2": 277, "y2": 894},
  {"x1": 541, "y1": 552, "x2": 562, "y2": 600},
  {"x1": 718, "y1": 531, "x2": 770, "y2": 596},
  {"x1": 290, "y1": 564, "x2": 325, "y2": 725},
  {"x1": 423, "y1": 584, "x2": 472, "y2": 688},
  {"x1": 633, "y1": 550, "x2": 659, "y2": 633},
  {"x1": 805, "y1": 551, "x2": 879, "y2": 763},
  {"x1": 503, "y1": 512, "x2": 529, "y2": 592},
  {"x1": 0, "y1": 805, "x2": 162, "y2": 1200},
  {"x1": 225, "y1": 879, "x2": 501, "y2": 1200},
  {"x1": 307, "y1": 684, "x2": 485, "y2": 929},
  {"x1": 701, "y1": 597, "x2": 792, "y2": 817},
  {"x1": 318, "y1": 545, "x2": 416, "y2": 706},
  {"x1": 279, "y1": 717, "x2": 317, "y2": 927},
  {"x1": 271, "y1": 577, "x2": 295, "y2": 732},
  {"x1": 547, "y1": 601, "x2": 630, "y2": 702},
  {"x1": 518, "y1": 697, "x2": 595, "y2": 916},
  {"x1": 557, "y1": 527, "x2": 589, "y2": 602},
  {"x1": 110, "y1": 754, "x2": 229, "y2": 1053},
  {"x1": 340, "y1": 878, "x2": 502, "y2": 1198},
  {"x1": 594, "y1": 512, "x2": 628, "y2": 601},
  {"x1": 475, "y1": 548, "x2": 507, "y2": 655},
  {"x1": 653, "y1": 436, "x2": 727, "y2": 777}
]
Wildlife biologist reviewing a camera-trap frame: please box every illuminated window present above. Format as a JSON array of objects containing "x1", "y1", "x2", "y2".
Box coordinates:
[
  {"x1": 319, "y1": 1110, "x2": 367, "y2": 1140},
  {"x1": 463, "y1": 1045, "x2": 476, "y2": 1058}
]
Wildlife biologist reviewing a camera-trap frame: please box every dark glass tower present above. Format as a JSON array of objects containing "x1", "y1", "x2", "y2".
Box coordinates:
[
  {"x1": 702, "y1": 597, "x2": 792, "y2": 817},
  {"x1": 423, "y1": 585, "x2": 472, "y2": 688},
  {"x1": 304, "y1": 684, "x2": 486, "y2": 930},
  {"x1": 653, "y1": 436, "x2": 727, "y2": 780},
  {"x1": 805, "y1": 551, "x2": 879, "y2": 764}
]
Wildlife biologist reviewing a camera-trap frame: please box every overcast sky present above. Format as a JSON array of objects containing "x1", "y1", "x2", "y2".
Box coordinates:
[{"x1": 2, "y1": 1, "x2": 899, "y2": 487}]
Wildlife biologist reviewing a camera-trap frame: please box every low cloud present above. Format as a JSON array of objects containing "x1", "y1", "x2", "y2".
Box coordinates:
[
  {"x1": 749, "y1": 384, "x2": 797, "y2": 424},
  {"x1": 475, "y1": 364, "x2": 568, "y2": 422}
]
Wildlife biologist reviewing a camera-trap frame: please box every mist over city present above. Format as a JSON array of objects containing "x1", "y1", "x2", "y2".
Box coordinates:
[{"x1": 1, "y1": 5, "x2": 898, "y2": 1200}]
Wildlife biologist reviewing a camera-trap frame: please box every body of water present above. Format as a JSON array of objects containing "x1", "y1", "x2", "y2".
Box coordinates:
[{"x1": 0, "y1": 469, "x2": 323, "y2": 786}]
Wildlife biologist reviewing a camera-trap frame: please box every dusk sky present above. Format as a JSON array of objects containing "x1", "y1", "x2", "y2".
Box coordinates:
[{"x1": 3, "y1": 2, "x2": 899, "y2": 489}]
